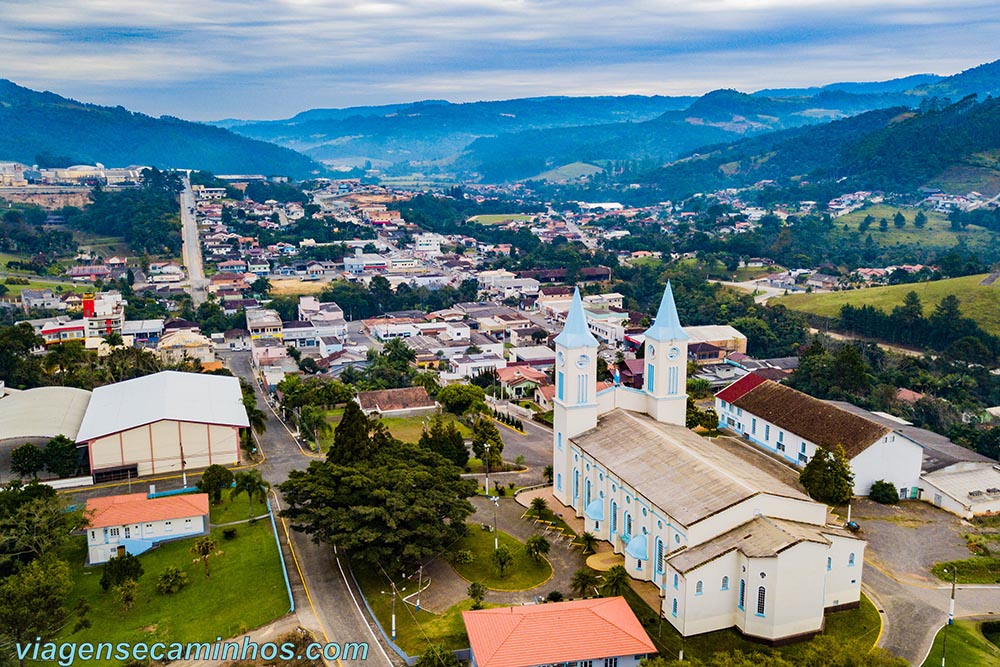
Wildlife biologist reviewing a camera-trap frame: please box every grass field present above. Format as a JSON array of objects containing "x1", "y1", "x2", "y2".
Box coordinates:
[
  {"x1": 449, "y1": 528, "x2": 552, "y2": 591},
  {"x1": 921, "y1": 620, "x2": 1000, "y2": 666},
  {"x1": 352, "y1": 563, "x2": 492, "y2": 656},
  {"x1": 775, "y1": 274, "x2": 1000, "y2": 335},
  {"x1": 319, "y1": 412, "x2": 472, "y2": 452},
  {"x1": 269, "y1": 279, "x2": 329, "y2": 296},
  {"x1": 831, "y1": 204, "x2": 997, "y2": 253},
  {"x1": 58, "y1": 513, "x2": 289, "y2": 647},
  {"x1": 209, "y1": 495, "x2": 263, "y2": 525},
  {"x1": 1, "y1": 278, "x2": 93, "y2": 297},
  {"x1": 72, "y1": 232, "x2": 131, "y2": 258},
  {"x1": 931, "y1": 556, "x2": 1000, "y2": 584},
  {"x1": 467, "y1": 214, "x2": 535, "y2": 225},
  {"x1": 532, "y1": 162, "x2": 603, "y2": 181}
]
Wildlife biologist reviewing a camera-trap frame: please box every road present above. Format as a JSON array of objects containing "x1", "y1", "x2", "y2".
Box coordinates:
[
  {"x1": 714, "y1": 279, "x2": 788, "y2": 304},
  {"x1": 180, "y1": 177, "x2": 208, "y2": 305},
  {"x1": 225, "y1": 351, "x2": 398, "y2": 667}
]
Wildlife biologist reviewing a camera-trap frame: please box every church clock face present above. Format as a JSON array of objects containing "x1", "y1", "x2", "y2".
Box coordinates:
[
  {"x1": 667, "y1": 346, "x2": 681, "y2": 360},
  {"x1": 576, "y1": 354, "x2": 590, "y2": 368}
]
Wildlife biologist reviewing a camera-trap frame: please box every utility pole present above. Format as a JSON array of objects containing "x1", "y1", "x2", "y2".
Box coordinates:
[{"x1": 941, "y1": 566, "x2": 957, "y2": 666}]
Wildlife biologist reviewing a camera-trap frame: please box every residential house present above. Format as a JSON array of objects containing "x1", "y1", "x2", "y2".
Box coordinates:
[
  {"x1": 497, "y1": 365, "x2": 548, "y2": 399},
  {"x1": 157, "y1": 329, "x2": 216, "y2": 365},
  {"x1": 282, "y1": 320, "x2": 319, "y2": 350},
  {"x1": 356, "y1": 387, "x2": 437, "y2": 418},
  {"x1": 85, "y1": 493, "x2": 210, "y2": 564},
  {"x1": 450, "y1": 353, "x2": 508, "y2": 378},
  {"x1": 246, "y1": 309, "x2": 283, "y2": 341},
  {"x1": 21, "y1": 288, "x2": 68, "y2": 312}
]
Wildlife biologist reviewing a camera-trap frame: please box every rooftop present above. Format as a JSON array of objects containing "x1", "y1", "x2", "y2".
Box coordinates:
[
  {"x1": 356, "y1": 387, "x2": 436, "y2": 413},
  {"x1": 572, "y1": 409, "x2": 809, "y2": 526},
  {"x1": 0, "y1": 386, "x2": 92, "y2": 442},
  {"x1": 462, "y1": 597, "x2": 654, "y2": 667},
  {"x1": 86, "y1": 492, "x2": 209, "y2": 529}
]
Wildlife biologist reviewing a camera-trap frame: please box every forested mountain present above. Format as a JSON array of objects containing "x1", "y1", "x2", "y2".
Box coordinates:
[
  {"x1": 0, "y1": 80, "x2": 323, "y2": 178},
  {"x1": 640, "y1": 95, "x2": 1000, "y2": 199}
]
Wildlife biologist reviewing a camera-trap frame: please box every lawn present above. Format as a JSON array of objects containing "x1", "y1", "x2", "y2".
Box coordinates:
[
  {"x1": 58, "y1": 516, "x2": 289, "y2": 647},
  {"x1": 209, "y1": 495, "x2": 263, "y2": 525},
  {"x1": 449, "y1": 528, "x2": 552, "y2": 591},
  {"x1": 831, "y1": 204, "x2": 997, "y2": 253},
  {"x1": 269, "y1": 279, "x2": 330, "y2": 296},
  {"x1": 624, "y1": 587, "x2": 881, "y2": 662},
  {"x1": 319, "y1": 412, "x2": 472, "y2": 452},
  {"x1": 931, "y1": 556, "x2": 1000, "y2": 584},
  {"x1": 921, "y1": 620, "x2": 1000, "y2": 667},
  {"x1": 775, "y1": 274, "x2": 1000, "y2": 336},
  {"x1": 351, "y1": 562, "x2": 490, "y2": 656},
  {"x1": 2, "y1": 277, "x2": 93, "y2": 297}
]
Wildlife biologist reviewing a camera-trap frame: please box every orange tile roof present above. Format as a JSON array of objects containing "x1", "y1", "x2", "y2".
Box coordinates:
[
  {"x1": 86, "y1": 492, "x2": 209, "y2": 529},
  {"x1": 497, "y1": 365, "x2": 548, "y2": 385},
  {"x1": 462, "y1": 597, "x2": 655, "y2": 667}
]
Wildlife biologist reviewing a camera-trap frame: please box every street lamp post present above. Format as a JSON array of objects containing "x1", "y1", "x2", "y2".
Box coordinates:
[
  {"x1": 941, "y1": 567, "x2": 957, "y2": 667},
  {"x1": 491, "y1": 495, "x2": 499, "y2": 550},
  {"x1": 381, "y1": 584, "x2": 406, "y2": 641}
]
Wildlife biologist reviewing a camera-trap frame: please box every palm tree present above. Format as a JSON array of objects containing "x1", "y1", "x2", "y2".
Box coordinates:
[
  {"x1": 529, "y1": 496, "x2": 549, "y2": 518},
  {"x1": 571, "y1": 568, "x2": 600, "y2": 598},
  {"x1": 299, "y1": 405, "x2": 332, "y2": 444},
  {"x1": 191, "y1": 536, "x2": 218, "y2": 577},
  {"x1": 578, "y1": 531, "x2": 599, "y2": 555},
  {"x1": 241, "y1": 391, "x2": 267, "y2": 453},
  {"x1": 600, "y1": 565, "x2": 630, "y2": 597},
  {"x1": 231, "y1": 469, "x2": 271, "y2": 520},
  {"x1": 525, "y1": 535, "x2": 550, "y2": 562}
]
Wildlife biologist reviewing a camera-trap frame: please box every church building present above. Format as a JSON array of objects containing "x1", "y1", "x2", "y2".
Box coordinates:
[{"x1": 552, "y1": 284, "x2": 865, "y2": 644}]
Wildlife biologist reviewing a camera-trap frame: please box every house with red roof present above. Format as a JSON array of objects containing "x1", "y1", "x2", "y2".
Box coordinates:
[
  {"x1": 497, "y1": 365, "x2": 549, "y2": 399},
  {"x1": 84, "y1": 492, "x2": 210, "y2": 564},
  {"x1": 462, "y1": 597, "x2": 655, "y2": 667}
]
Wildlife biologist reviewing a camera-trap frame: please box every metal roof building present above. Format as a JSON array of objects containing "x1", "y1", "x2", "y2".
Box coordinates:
[{"x1": 0, "y1": 386, "x2": 92, "y2": 444}]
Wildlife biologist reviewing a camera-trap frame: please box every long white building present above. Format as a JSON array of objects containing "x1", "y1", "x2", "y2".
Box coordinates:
[{"x1": 552, "y1": 286, "x2": 864, "y2": 644}]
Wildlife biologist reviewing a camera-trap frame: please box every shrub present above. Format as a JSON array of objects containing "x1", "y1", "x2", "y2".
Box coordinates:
[
  {"x1": 156, "y1": 566, "x2": 190, "y2": 594},
  {"x1": 100, "y1": 553, "x2": 144, "y2": 592},
  {"x1": 222, "y1": 527, "x2": 238, "y2": 540},
  {"x1": 546, "y1": 590, "x2": 564, "y2": 602},
  {"x1": 452, "y1": 549, "x2": 475, "y2": 564},
  {"x1": 869, "y1": 480, "x2": 899, "y2": 504}
]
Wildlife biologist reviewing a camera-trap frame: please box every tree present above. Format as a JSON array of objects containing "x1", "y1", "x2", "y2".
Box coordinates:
[
  {"x1": 329, "y1": 400, "x2": 376, "y2": 463},
  {"x1": 115, "y1": 578, "x2": 138, "y2": 611},
  {"x1": 571, "y1": 568, "x2": 600, "y2": 598},
  {"x1": 191, "y1": 536, "x2": 218, "y2": 577},
  {"x1": 472, "y1": 418, "x2": 504, "y2": 468},
  {"x1": 578, "y1": 531, "x2": 599, "y2": 555},
  {"x1": 914, "y1": 210, "x2": 928, "y2": 228},
  {"x1": 543, "y1": 465, "x2": 554, "y2": 485},
  {"x1": 600, "y1": 564, "x2": 630, "y2": 597},
  {"x1": 893, "y1": 211, "x2": 906, "y2": 228},
  {"x1": 103, "y1": 331, "x2": 125, "y2": 347},
  {"x1": 529, "y1": 496, "x2": 549, "y2": 517},
  {"x1": 491, "y1": 544, "x2": 514, "y2": 577},
  {"x1": 10, "y1": 444, "x2": 45, "y2": 478},
  {"x1": 799, "y1": 445, "x2": 854, "y2": 505},
  {"x1": 831, "y1": 345, "x2": 871, "y2": 394},
  {"x1": 414, "y1": 644, "x2": 462, "y2": 667},
  {"x1": 156, "y1": 565, "x2": 190, "y2": 594},
  {"x1": 43, "y1": 435, "x2": 79, "y2": 478},
  {"x1": 250, "y1": 275, "x2": 272, "y2": 296},
  {"x1": 100, "y1": 553, "x2": 144, "y2": 592},
  {"x1": 0, "y1": 490, "x2": 77, "y2": 569},
  {"x1": 467, "y1": 581, "x2": 487, "y2": 610},
  {"x1": 525, "y1": 534, "x2": 550, "y2": 562},
  {"x1": 231, "y1": 469, "x2": 271, "y2": 520},
  {"x1": 879, "y1": 217, "x2": 888, "y2": 232},
  {"x1": 437, "y1": 384, "x2": 486, "y2": 414},
  {"x1": 197, "y1": 464, "x2": 235, "y2": 505},
  {"x1": 0, "y1": 557, "x2": 72, "y2": 654},
  {"x1": 299, "y1": 405, "x2": 333, "y2": 444},
  {"x1": 869, "y1": 480, "x2": 899, "y2": 504},
  {"x1": 419, "y1": 416, "x2": 470, "y2": 468}
]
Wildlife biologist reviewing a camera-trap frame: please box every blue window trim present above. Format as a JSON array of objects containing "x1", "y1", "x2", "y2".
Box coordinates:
[
  {"x1": 671, "y1": 598, "x2": 678, "y2": 617},
  {"x1": 721, "y1": 576, "x2": 729, "y2": 591},
  {"x1": 738, "y1": 579, "x2": 745, "y2": 610},
  {"x1": 673, "y1": 573, "x2": 678, "y2": 589},
  {"x1": 695, "y1": 581, "x2": 703, "y2": 596},
  {"x1": 848, "y1": 553, "x2": 856, "y2": 567},
  {"x1": 827, "y1": 557, "x2": 832, "y2": 571}
]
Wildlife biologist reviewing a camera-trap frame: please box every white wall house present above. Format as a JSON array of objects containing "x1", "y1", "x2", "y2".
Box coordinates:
[
  {"x1": 552, "y1": 285, "x2": 865, "y2": 645},
  {"x1": 715, "y1": 375, "x2": 924, "y2": 497},
  {"x1": 85, "y1": 492, "x2": 210, "y2": 564}
]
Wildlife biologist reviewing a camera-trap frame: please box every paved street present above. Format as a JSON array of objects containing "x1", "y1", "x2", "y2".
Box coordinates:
[{"x1": 180, "y1": 177, "x2": 208, "y2": 305}]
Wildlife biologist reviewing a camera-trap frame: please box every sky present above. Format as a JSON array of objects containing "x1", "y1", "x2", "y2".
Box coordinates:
[{"x1": 0, "y1": 0, "x2": 998, "y2": 121}]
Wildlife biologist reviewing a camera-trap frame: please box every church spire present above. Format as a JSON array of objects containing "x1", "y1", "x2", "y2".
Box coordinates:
[
  {"x1": 644, "y1": 281, "x2": 689, "y2": 342},
  {"x1": 554, "y1": 288, "x2": 598, "y2": 348}
]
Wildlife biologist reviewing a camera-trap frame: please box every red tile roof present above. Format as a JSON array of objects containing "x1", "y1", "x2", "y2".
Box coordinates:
[
  {"x1": 715, "y1": 372, "x2": 768, "y2": 403},
  {"x1": 356, "y1": 386, "x2": 436, "y2": 412},
  {"x1": 86, "y1": 493, "x2": 209, "y2": 529},
  {"x1": 462, "y1": 597, "x2": 655, "y2": 667}
]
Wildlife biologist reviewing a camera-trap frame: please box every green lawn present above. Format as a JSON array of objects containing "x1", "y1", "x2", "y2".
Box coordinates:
[
  {"x1": 351, "y1": 563, "x2": 490, "y2": 655},
  {"x1": 320, "y1": 412, "x2": 471, "y2": 452},
  {"x1": 450, "y1": 528, "x2": 552, "y2": 591},
  {"x1": 625, "y1": 587, "x2": 881, "y2": 662},
  {"x1": 932, "y1": 556, "x2": 1000, "y2": 584},
  {"x1": 2, "y1": 278, "x2": 93, "y2": 297},
  {"x1": 775, "y1": 274, "x2": 1000, "y2": 336},
  {"x1": 467, "y1": 214, "x2": 535, "y2": 225},
  {"x1": 58, "y1": 517, "x2": 289, "y2": 647},
  {"x1": 209, "y1": 496, "x2": 262, "y2": 525},
  {"x1": 831, "y1": 204, "x2": 997, "y2": 253},
  {"x1": 921, "y1": 620, "x2": 1000, "y2": 667}
]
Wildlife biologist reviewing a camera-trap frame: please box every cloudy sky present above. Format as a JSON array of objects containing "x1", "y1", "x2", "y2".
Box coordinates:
[{"x1": 0, "y1": 0, "x2": 997, "y2": 120}]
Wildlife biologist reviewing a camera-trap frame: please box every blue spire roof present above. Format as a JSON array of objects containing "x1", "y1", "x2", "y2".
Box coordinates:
[
  {"x1": 553, "y1": 288, "x2": 598, "y2": 349},
  {"x1": 644, "y1": 281, "x2": 689, "y2": 342}
]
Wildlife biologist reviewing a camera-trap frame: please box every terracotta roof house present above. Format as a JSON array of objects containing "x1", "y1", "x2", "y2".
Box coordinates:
[
  {"x1": 84, "y1": 492, "x2": 210, "y2": 564},
  {"x1": 356, "y1": 387, "x2": 437, "y2": 417},
  {"x1": 462, "y1": 597, "x2": 655, "y2": 667},
  {"x1": 497, "y1": 365, "x2": 549, "y2": 399}
]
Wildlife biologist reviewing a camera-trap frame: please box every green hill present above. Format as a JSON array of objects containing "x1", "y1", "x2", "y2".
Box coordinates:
[
  {"x1": 0, "y1": 79, "x2": 323, "y2": 178},
  {"x1": 775, "y1": 274, "x2": 1000, "y2": 336}
]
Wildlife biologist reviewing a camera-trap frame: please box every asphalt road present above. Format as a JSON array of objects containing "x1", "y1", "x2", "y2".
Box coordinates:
[
  {"x1": 225, "y1": 351, "x2": 398, "y2": 666},
  {"x1": 180, "y1": 177, "x2": 208, "y2": 306}
]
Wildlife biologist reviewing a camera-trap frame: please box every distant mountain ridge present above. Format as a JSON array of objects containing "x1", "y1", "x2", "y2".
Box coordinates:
[{"x1": 0, "y1": 79, "x2": 323, "y2": 178}]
